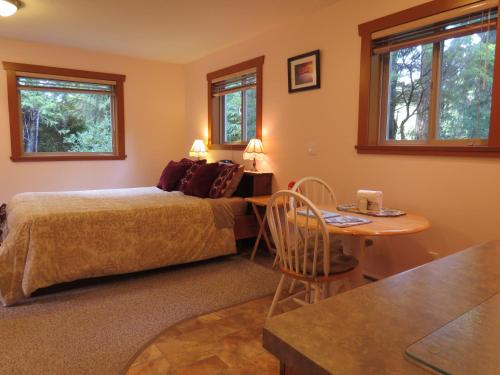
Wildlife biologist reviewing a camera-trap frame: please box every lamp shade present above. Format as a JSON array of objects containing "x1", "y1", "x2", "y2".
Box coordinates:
[
  {"x1": 0, "y1": 0, "x2": 19, "y2": 17},
  {"x1": 189, "y1": 139, "x2": 208, "y2": 158},
  {"x1": 243, "y1": 139, "x2": 265, "y2": 161}
]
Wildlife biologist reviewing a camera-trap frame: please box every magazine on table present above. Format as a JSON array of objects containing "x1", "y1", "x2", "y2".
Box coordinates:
[
  {"x1": 296, "y1": 207, "x2": 371, "y2": 227},
  {"x1": 296, "y1": 208, "x2": 340, "y2": 219},
  {"x1": 324, "y1": 215, "x2": 371, "y2": 228}
]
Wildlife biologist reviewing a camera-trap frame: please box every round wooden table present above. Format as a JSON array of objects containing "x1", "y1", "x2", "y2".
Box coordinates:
[{"x1": 291, "y1": 206, "x2": 431, "y2": 286}]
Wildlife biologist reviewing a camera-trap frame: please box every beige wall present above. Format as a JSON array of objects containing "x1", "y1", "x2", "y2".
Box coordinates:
[
  {"x1": 2, "y1": 0, "x2": 499, "y2": 276},
  {"x1": 0, "y1": 37, "x2": 185, "y2": 203},
  {"x1": 185, "y1": 0, "x2": 500, "y2": 275}
]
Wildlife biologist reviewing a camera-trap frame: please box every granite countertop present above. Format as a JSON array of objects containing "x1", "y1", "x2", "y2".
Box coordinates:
[{"x1": 263, "y1": 240, "x2": 500, "y2": 374}]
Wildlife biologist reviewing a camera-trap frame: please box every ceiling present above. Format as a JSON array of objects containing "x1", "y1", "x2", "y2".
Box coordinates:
[{"x1": 0, "y1": 0, "x2": 339, "y2": 63}]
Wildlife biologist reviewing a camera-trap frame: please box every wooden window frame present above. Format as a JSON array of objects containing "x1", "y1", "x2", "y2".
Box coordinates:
[
  {"x1": 207, "y1": 56, "x2": 264, "y2": 150},
  {"x1": 356, "y1": 0, "x2": 500, "y2": 157},
  {"x1": 3, "y1": 62, "x2": 126, "y2": 162}
]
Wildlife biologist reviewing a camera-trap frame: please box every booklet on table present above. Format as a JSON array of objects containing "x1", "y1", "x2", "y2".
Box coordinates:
[
  {"x1": 296, "y1": 208, "x2": 371, "y2": 227},
  {"x1": 325, "y1": 215, "x2": 371, "y2": 228},
  {"x1": 296, "y1": 208, "x2": 340, "y2": 219}
]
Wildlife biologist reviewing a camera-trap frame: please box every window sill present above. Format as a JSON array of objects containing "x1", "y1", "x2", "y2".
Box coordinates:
[
  {"x1": 355, "y1": 145, "x2": 500, "y2": 158},
  {"x1": 209, "y1": 143, "x2": 247, "y2": 151},
  {"x1": 11, "y1": 154, "x2": 127, "y2": 162}
]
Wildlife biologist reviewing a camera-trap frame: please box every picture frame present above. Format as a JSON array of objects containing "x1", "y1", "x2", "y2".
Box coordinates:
[{"x1": 287, "y1": 50, "x2": 320, "y2": 93}]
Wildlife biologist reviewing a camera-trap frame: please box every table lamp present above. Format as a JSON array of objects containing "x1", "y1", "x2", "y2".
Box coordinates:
[
  {"x1": 243, "y1": 138, "x2": 265, "y2": 171},
  {"x1": 189, "y1": 139, "x2": 208, "y2": 160}
]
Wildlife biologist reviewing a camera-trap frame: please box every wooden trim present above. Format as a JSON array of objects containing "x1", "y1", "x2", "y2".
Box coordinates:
[
  {"x1": 212, "y1": 84, "x2": 256, "y2": 97},
  {"x1": 429, "y1": 138, "x2": 488, "y2": 146},
  {"x1": 18, "y1": 71, "x2": 117, "y2": 85},
  {"x1": 378, "y1": 138, "x2": 488, "y2": 146},
  {"x1": 372, "y1": 0, "x2": 497, "y2": 39},
  {"x1": 207, "y1": 81, "x2": 213, "y2": 147},
  {"x1": 5, "y1": 69, "x2": 21, "y2": 160},
  {"x1": 206, "y1": 56, "x2": 265, "y2": 82},
  {"x1": 3, "y1": 62, "x2": 126, "y2": 162},
  {"x1": 489, "y1": 13, "x2": 500, "y2": 146},
  {"x1": 207, "y1": 56, "x2": 264, "y2": 148},
  {"x1": 378, "y1": 54, "x2": 390, "y2": 143},
  {"x1": 357, "y1": 33, "x2": 373, "y2": 146},
  {"x1": 11, "y1": 155, "x2": 127, "y2": 162},
  {"x1": 355, "y1": 144, "x2": 500, "y2": 157},
  {"x1": 17, "y1": 86, "x2": 115, "y2": 95},
  {"x1": 256, "y1": 58, "x2": 263, "y2": 140},
  {"x1": 373, "y1": 21, "x2": 497, "y2": 55},
  {"x1": 2, "y1": 62, "x2": 126, "y2": 83},
  {"x1": 242, "y1": 91, "x2": 248, "y2": 140},
  {"x1": 428, "y1": 42, "x2": 442, "y2": 141},
  {"x1": 358, "y1": 0, "x2": 487, "y2": 35},
  {"x1": 115, "y1": 80, "x2": 126, "y2": 158},
  {"x1": 357, "y1": 0, "x2": 500, "y2": 157},
  {"x1": 208, "y1": 143, "x2": 247, "y2": 151}
]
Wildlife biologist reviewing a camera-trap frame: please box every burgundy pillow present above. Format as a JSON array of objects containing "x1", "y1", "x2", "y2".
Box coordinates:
[
  {"x1": 179, "y1": 158, "x2": 195, "y2": 165},
  {"x1": 223, "y1": 165, "x2": 245, "y2": 197},
  {"x1": 209, "y1": 164, "x2": 239, "y2": 198},
  {"x1": 183, "y1": 163, "x2": 220, "y2": 198},
  {"x1": 177, "y1": 159, "x2": 206, "y2": 191},
  {"x1": 157, "y1": 161, "x2": 192, "y2": 191}
]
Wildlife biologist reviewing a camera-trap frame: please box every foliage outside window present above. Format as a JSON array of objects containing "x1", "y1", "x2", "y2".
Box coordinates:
[
  {"x1": 3, "y1": 62, "x2": 126, "y2": 161},
  {"x1": 218, "y1": 74, "x2": 256, "y2": 143},
  {"x1": 207, "y1": 56, "x2": 264, "y2": 150},
  {"x1": 357, "y1": 0, "x2": 500, "y2": 157}
]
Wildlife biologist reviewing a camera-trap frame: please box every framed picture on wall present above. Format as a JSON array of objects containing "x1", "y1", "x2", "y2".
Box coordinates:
[{"x1": 287, "y1": 50, "x2": 320, "y2": 93}]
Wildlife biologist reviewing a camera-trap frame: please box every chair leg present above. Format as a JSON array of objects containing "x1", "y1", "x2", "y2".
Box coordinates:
[
  {"x1": 322, "y1": 282, "x2": 329, "y2": 299},
  {"x1": 267, "y1": 274, "x2": 286, "y2": 319},
  {"x1": 272, "y1": 252, "x2": 280, "y2": 268},
  {"x1": 288, "y1": 279, "x2": 297, "y2": 294},
  {"x1": 328, "y1": 280, "x2": 344, "y2": 296},
  {"x1": 313, "y1": 284, "x2": 321, "y2": 304},
  {"x1": 305, "y1": 282, "x2": 311, "y2": 304},
  {"x1": 343, "y1": 278, "x2": 352, "y2": 292}
]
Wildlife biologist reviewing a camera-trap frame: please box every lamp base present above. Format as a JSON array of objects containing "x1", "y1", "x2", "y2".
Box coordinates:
[{"x1": 250, "y1": 158, "x2": 258, "y2": 171}]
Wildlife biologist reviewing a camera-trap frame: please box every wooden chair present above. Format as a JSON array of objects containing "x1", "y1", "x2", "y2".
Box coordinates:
[
  {"x1": 290, "y1": 177, "x2": 342, "y2": 292},
  {"x1": 266, "y1": 190, "x2": 359, "y2": 318},
  {"x1": 291, "y1": 176, "x2": 337, "y2": 206},
  {"x1": 292, "y1": 176, "x2": 374, "y2": 250},
  {"x1": 0, "y1": 203, "x2": 6, "y2": 244}
]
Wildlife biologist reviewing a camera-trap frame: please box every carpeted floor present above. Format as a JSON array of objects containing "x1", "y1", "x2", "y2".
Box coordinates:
[{"x1": 0, "y1": 255, "x2": 280, "y2": 375}]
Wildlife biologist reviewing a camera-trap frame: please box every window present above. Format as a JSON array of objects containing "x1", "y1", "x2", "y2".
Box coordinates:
[
  {"x1": 3, "y1": 62, "x2": 126, "y2": 161},
  {"x1": 357, "y1": 0, "x2": 500, "y2": 157},
  {"x1": 207, "y1": 56, "x2": 264, "y2": 149},
  {"x1": 215, "y1": 73, "x2": 257, "y2": 143}
]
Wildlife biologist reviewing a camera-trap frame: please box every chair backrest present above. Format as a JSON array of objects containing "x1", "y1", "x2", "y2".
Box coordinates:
[
  {"x1": 266, "y1": 190, "x2": 330, "y2": 279},
  {"x1": 291, "y1": 177, "x2": 337, "y2": 207}
]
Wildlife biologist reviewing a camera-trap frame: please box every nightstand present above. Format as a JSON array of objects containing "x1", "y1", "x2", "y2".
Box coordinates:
[
  {"x1": 235, "y1": 171, "x2": 273, "y2": 197},
  {"x1": 234, "y1": 172, "x2": 273, "y2": 241}
]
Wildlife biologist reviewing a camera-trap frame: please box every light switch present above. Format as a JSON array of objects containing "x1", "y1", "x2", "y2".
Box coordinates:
[{"x1": 307, "y1": 142, "x2": 317, "y2": 156}]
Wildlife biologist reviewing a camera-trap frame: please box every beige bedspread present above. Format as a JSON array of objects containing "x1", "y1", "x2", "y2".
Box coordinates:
[{"x1": 0, "y1": 187, "x2": 236, "y2": 306}]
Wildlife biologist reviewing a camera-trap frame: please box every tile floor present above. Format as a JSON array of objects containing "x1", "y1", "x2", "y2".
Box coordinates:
[
  {"x1": 126, "y1": 242, "x2": 293, "y2": 374},
  {"x1": 126, "y1": 239, "x2": 368, "y2": 374},
  {"x1": 126, "y1": 295, "x2": 300, "y2": 374}
]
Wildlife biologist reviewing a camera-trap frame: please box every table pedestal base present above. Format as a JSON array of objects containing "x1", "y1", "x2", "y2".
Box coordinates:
[{"x1": 340, "y1": 235, "x2": 367, "y2": 288}]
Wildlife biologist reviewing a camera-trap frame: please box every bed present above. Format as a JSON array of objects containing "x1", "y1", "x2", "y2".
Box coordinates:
[{"x1": 0, "y1": 187, "x2": 241, "y2": 306}]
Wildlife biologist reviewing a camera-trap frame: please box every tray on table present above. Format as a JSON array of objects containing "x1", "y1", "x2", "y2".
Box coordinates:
[{"x1": 337, "y1": 203, "x2": 406, "y2": 217}]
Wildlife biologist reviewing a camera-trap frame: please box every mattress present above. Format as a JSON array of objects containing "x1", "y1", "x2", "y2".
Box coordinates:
[
  {"x1": 0, "y1": 187, "x2": 237, "y2": 306},
  {"x1": 222, "y1": 196, "x2": 249, "y2": 217}
]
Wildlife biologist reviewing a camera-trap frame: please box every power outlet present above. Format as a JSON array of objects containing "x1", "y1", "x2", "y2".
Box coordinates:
[{"x1": 428, "y1": 251, "x2": 440, "y2": 260}]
